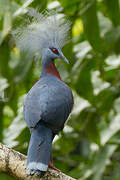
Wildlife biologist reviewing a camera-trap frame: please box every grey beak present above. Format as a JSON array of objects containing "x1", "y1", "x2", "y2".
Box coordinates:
[{"x1": 60, "y1": 53, "x2": 69, "y2": 64}]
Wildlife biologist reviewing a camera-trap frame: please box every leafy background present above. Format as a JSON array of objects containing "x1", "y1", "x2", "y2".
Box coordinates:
[{"x1": 0, "y1": 0, "x2": 120, "y2": 179}]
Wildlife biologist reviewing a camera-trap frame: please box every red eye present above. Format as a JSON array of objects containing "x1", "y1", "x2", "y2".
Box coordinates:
[
  {"x1": 50, "y1": 47, "x2": 59, "y2": 55},
  {"x1": 52, "y1": 48, "x2": 57, "y2": 54}
]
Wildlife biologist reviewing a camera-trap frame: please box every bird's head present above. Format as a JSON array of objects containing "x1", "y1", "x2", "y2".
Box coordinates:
[
  {"x1": 12, "y1": 9, "x2": 71, "y2": 65},
  {"x1": 42, "y1": 46, "x2": 69, "y2": 65}
]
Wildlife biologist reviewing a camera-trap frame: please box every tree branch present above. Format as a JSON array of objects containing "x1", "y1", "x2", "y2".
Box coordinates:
[{"x1": 0, "y1": 143, "x2": 76, "y2": 180}]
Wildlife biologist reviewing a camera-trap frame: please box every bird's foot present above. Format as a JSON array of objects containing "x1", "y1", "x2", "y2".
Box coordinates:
[
  {"x1": 27, "y1": 162, "x2": 47, "y2": 177},
  {"x1": 48, "y1": 161, "x2": 60, "y2": 172},
  {"x1": 27, "y1": 168, "x2": 46, "y2": 177}
]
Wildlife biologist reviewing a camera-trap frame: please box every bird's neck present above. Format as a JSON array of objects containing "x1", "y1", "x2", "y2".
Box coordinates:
[{"x1": 42, "y1": 61, "x2": 61, "y2": 80}]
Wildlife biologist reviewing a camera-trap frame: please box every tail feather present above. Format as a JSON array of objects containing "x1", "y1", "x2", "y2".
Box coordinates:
[{"x1": 27, "y1": 123, "x2": 53, "y2": 175}]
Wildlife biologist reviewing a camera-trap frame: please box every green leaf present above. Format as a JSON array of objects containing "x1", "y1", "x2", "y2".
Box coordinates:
[
  {"x1": 105, "y1": 26, "x2": 120, "y2": 47},
  {"x1": 59, "y1": 0, "x2": 80, "y2": 15},
  {"x1": 104, "y1": 0, "x2": 120, "y2": 26},
  {"x1": 85, "y1": 109, "x2": 100, "y2": 145},
  {"x1": 74, "y1": 58, "x2": 95, "y2": 103},
  {"x1": 95, "y1": 87, "x2": 118, "y2": 115},
  {"x1": 81, "y1": 0, "x2": 103, "y2": 52},
  {"x1": 0, "y1": 41, "x2": 11, "y2": 78},
  {"x1": 104, "y1": 67, "x2": 120, "y2": 85}
]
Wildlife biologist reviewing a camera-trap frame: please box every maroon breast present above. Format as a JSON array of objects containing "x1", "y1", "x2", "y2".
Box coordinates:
[{"x1": 45, "y1": 61, "x2": 74, "y2": 110}]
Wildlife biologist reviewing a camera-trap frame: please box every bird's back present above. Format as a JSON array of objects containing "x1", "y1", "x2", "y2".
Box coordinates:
[{"x1": 24, "y1": 74, "x2": 73, "y2": 132}]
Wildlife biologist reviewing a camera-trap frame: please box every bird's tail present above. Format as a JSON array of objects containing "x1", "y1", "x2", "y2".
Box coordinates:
[{"x1": 27, "y1": 123, "x2": 53, "y2": 176}]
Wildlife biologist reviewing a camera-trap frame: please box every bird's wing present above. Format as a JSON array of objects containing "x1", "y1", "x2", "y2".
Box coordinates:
[{"x1": 24, "y1": 82, "x2": 49, "y2": 128}]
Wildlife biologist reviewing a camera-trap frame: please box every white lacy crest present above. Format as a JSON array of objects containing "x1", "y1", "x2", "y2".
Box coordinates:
[{"x1": 12, "y1": 8, "x2": 71, "y2": 59}]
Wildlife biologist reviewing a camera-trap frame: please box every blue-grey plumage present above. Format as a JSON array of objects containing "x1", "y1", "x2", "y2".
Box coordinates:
[
  {"x1": 24, "y1": 73, "x2": 73, "y2": 176},
  {"x1": 13, "y1": 8, "x2": 73, "y2": 177},
  {"x1": 24, "y1": 74, "x2": 73, "y2": 132}
]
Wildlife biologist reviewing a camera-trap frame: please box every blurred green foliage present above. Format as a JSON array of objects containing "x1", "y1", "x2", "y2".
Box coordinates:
[{"x1": 1, "y1": 0, "x2": 120, "y2": 180}]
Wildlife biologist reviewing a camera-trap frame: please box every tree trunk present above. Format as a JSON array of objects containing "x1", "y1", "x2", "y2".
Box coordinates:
[{"x1": 0, "y1": 143, "x2": 76, "y2": 180}]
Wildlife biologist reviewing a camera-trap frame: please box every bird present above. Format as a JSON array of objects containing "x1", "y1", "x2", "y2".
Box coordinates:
[{"x1": 13, "y1": 8, "x2": 74, "y2": 177}]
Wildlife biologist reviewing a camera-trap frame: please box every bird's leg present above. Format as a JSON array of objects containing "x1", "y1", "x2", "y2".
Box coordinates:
[{"x1": 48, "y1": 153, "x2": 60, "y2": 172}]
